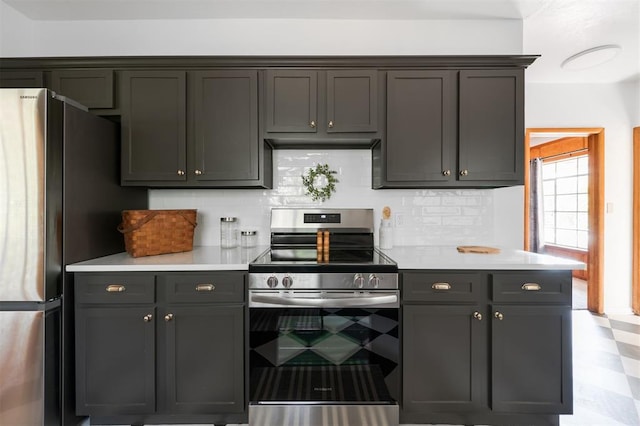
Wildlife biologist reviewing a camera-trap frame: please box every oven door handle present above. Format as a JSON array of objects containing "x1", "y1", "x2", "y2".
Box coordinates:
[{"x1": 249, "y1": 292, "x2": 399, "y2": 308}]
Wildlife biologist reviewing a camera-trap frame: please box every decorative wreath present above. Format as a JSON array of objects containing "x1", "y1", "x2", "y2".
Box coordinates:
[{"x1": 302, "y1": 163, "x2": 338, "y2": 202}]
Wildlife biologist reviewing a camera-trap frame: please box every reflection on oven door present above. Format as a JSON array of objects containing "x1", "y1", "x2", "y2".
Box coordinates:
[{"x1": 249, "y1": 307, "x2": 400, "y2": 425}]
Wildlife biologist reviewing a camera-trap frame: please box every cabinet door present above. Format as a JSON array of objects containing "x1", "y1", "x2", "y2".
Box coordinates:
[
  {"x1": 459, "y1": 70, "x2": 524, "y2": 183},
  {"x1": 0, "y1": 70, "x2": 44, "y2": 88},
  {"x1": 51, "y1": 69, "x2": 114, "y2": 109},
  {"x1": 120, "y1": 70, "x2": 187, "y2": 183},
  {"x1": 326, "y1": 70, "x2": 377, "y2": 133},
  {"x1": 160, "y1": 305, "x2": 245, "y2": 414},
  {"x1": 403, "y1": 304, "x2": 486, "y2": 413},
  {"x1": 191, "y1": 70, "x2": 259, "y2": 182},
  {"x1": 384, "y1": 71, "x2": 455, "y2": 185},
  {"x1": 75, "y1": 306, "x2": 156, "y2": 415},
  {"x1": 491, "y1": 305, "x2": 572, "y2": 413},
  {"x1": 265, "y1": 70, "x2": 317, "y2": 133}
]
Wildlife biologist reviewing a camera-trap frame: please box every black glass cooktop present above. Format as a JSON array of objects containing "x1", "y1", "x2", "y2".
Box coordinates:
[{"x1": 249, "y1": 248, "x2": 397, "y2": 273}]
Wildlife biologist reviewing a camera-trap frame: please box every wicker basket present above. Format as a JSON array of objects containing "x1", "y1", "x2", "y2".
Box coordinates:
[{"x1": 117, "y1": 209, "x2": 197, "y2": 257}]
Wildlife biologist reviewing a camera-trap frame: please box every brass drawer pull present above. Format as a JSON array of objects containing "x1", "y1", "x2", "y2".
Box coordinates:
[
  {"x1": 431, "y1": 282, "x2": 451, "y2": 291},
  {"x1": 106, "y1": 284, "x2": 126, "y2": 293},
  {"x1": 196, "y1": 283, "x2": 215, "y2": 292},
  {"x1": 522, "y1": 283, "x2": 542, "y2": 291}
]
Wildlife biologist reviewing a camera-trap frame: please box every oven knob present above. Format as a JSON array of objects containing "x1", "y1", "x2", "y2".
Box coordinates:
[
  {"x1": 353, "y1": 273, "x2": 365, "y2": 289},
  {"x1": 266, "y1": 275, "x2": 279, "y2": 288},
  {"x1": 368, "y1": 274, "x2": 380, "y2": 289},
  {"x1": 282, "y1": 275, "x2": 293, "y2": 289}
]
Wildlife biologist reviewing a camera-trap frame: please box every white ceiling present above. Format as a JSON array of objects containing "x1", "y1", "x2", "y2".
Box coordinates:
[{"x1": 3, "y1": 0, "x2": 639, "y2": 84}]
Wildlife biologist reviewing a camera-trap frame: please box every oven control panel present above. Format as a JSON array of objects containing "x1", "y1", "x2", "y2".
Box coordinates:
[{"x1": 249, "y1": 272, "x2": 398, "y2": 290}]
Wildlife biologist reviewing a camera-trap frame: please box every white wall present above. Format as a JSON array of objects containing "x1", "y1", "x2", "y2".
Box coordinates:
[
  {"x1": 526, "y1": 79, "x2": 640, "y2": 313},
  {"x1": 0, "y1": 2, "x2": 35, "y2": 54},
  {"x1": 0, "y1": 15, "x2": 523, "y2": 57}
]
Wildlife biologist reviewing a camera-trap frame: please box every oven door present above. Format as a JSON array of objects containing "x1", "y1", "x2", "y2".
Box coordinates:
[{"x1": 249, "y1": 291, "x2": 399, "y2": 426}]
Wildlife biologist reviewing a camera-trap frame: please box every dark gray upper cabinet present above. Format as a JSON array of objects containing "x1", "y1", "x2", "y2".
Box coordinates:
[
  {"x1": 459, "y1": 69, "x2": 524, "y2": 184},
  {"x1": 121, "y1": 70, "x2": 271, "y2": 188},
  {"x1": 375, "y1": 68, "x2": 525, "y2": 188},
  {"x1": 0, "y1": 70, "x2": 44, "y2": 88},
  {"x1": 120, "y1": 70, "x2": 187, "y2": 184},
  {"x1": 326, "y1": 70, "x2": 378, "y2": 133},
  {"x1": 190, "y1": 70, "x2": 264, "y2": 185},
  {"x1": 265, "y1": 69, "x2": 317, "y2": 133},
  {"x1": 264, "y1": 69, "x2": 379, "y2": 147},
  {"x1": 51, "y1": 69, "x2": 115, "y2": 110},
  {"x1": 378, "y1": 70, "x2": 455, "y2": 186}
]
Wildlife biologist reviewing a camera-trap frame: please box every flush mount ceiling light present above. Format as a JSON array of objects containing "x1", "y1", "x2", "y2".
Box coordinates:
[{"x1": 561, "y1": 44, "x2": 622, "y2": 70}]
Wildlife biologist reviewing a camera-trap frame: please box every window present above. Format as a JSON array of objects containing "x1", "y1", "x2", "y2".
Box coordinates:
[{"x1": 542, "y1": 155, "x2": 588, "y2": 249}]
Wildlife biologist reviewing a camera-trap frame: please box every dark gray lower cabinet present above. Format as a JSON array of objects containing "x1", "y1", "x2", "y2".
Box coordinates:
[
  {"x1": 75, "y1": 272, "x2": 247, "y2": 424},
  {"x1": 75, "y1": 306, "x2": 156, "y2": 415},
  {"x1": 160, "y1": 305, "x2": 244, "y2": 414},
  {"x1": 491, "y1": 304, "x2": 572, "y2": 414},
  {"x1": 403, "y1": 304, "x2": 485, "y2": 413},
  {"x1": 401, "y1": 270, "x2": 572, "y2": 425}
]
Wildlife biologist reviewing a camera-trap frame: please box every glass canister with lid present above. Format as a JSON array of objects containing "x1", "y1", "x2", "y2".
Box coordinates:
[
  {"x1": 220, "y1": 217, "x2": 239, "y2": 248},
  {"x1": 241, "y1": 230, "x2": 258, "y2": 248}
]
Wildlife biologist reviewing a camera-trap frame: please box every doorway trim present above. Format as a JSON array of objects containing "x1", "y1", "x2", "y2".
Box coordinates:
[
  {"x1": 524, "y1": 128, "x2": 605, "y2": 314},
  {"x1": 633, "y1": 127, "x2": 639, "y2": 315}
]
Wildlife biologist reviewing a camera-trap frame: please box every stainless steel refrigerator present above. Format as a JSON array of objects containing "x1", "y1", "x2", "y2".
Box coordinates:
[{"x1": 0, "y1": 88, "x2": 147, "y2": 425}]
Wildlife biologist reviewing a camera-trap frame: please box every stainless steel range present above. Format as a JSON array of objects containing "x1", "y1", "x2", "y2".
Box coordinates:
[{"x1": 248, "y1": 208, "x2": 399, "y2": 426}]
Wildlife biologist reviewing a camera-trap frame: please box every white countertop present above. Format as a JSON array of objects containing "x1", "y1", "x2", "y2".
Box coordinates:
[
  {"x1": 66, "y1": 246, "x2": 268, "y2": 272},
  {"x1": 380, "y1": 246, "x2": 586, "y2": 270},
  {"x1": 66, "y1": 245, "x2": 585, "y2": 272}
]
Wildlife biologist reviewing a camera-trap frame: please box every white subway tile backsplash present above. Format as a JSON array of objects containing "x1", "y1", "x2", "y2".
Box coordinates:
[{"x1": 149, "y1": 150, "x2": 501, "y2": 247}]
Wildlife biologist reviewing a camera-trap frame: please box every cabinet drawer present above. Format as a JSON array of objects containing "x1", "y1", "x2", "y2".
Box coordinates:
[
  {"x1": 402, "y1": 271, "x2": 483, "y2": 302},
  {"x1": 162, "y1": 272, "x2": 245, "y2": 303},
  {"x1": 75, "y1": 273, "x2": 155, "y2": 304},
  {"x1": 491, "y1": 271, "x2": 571, "y2": 304}
]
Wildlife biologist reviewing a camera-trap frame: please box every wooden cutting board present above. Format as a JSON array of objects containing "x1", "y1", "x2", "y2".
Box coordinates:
[{"x1": 457, "y1": 245, "x2": 501, "y2": 254}]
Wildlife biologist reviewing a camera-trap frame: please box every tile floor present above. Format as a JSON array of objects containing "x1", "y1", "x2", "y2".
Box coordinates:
[
  {"x1": 560, "y1": 311, "x2": 640, "y2": 426},
  {"x1": 89, "y1": 311, "x2": 640, "y2": 426}
]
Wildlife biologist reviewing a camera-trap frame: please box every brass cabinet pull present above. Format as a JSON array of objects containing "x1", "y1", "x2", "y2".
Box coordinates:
[
  {"x1": 494, "y1": 311, "x2": 504, "y2": 321},
  {"x1": 309, "y1": 120, "x2": 316, "y2": 128},
  {"x1": 522, "y1": 283, "x2": 542, "y2": 291},
  {"x1": 143, "y1": 314, "x2": 153, "y2": 322},
  {"x1": 194, "y1": 169, "x2": 202, "y2": 176},
  {"x1": 106, "y1": 284, "x2": 126, "y2": 293},
  {"x1": 431, "y1": 282, "x2": 451, "y2": 291},
  {"x1": 473, "y1": 311, "x2": 483, "y2": 321},
  {"x1": 196, "y1": 283, "x2": 215, "y2": 292},
  {"x1": 328, "y1": 120, "x2": 334, "y2": 128},
  {"x1": 459, "y1": 169, "x2": 469, "y2": 176},
  {"x1": 177, "y1": 169, "x2": 185, "y2": 176},
  {"x1": 442, "y1": 170, "x2": 451, "y2": 176},
  {"x1": 164, "y1": 313, "x2": 174, "y2": 322}
]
